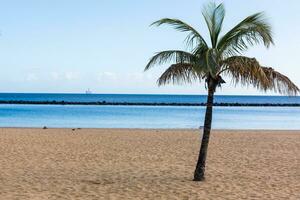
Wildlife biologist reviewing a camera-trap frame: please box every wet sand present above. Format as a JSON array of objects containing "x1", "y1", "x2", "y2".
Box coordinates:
[{"x1": 0, "y1": 128, "x2": 299, "y2": 199}]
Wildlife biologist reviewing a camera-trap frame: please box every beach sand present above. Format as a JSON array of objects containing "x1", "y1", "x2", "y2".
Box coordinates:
[{"x1": 0, "y1": 128, "x2": 299, "y2": 200}]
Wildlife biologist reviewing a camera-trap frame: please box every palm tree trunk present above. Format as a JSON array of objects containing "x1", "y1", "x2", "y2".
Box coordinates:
[{"x1": 193, "y1": 82, "x2": 215, "y2": 181}]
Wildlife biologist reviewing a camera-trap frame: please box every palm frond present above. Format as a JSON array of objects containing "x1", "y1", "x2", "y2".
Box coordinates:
[
  {"x1": 157, "y1": 63, "x2": 204, "y2": 86},
  {"x1": 261, "y1": 67, "x2": 299, "y2": 95},
  {"x1": 221, "y1": 56, "x2": 269, "y2": 89},
  {"x1": 221, "y1": 56, "x2": 299, "y2": 95},
  {"x1": 202, "y1": 2, "x2": 225, "y2": 48},
  {"x1": 218, "y1": 12, "x2": 273, "y2": 57},
  {"x1": 144, "y1": 50, "x2": 196, "y2": 71},
  {"x1": 151, "y1": 18, "x2": 208, "y2": 48}
]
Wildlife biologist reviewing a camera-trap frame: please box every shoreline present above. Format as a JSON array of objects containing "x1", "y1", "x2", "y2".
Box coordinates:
[
  {"x1": 1, "y1": 127, "x2": 300, "y2": 131},
  {"x1": 1, "y1": 100, "x2": 300, "y2": 107}
]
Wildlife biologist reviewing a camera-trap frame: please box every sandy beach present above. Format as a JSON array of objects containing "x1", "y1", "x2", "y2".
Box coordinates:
[{"x1": 0, "y1": 128, "x2": 299, "y2": 200}]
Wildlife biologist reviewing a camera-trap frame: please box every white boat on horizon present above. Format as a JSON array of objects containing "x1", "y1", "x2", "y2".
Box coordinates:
[{"x1": 85, "y1": 89, "x2": 92, "y2": 94}]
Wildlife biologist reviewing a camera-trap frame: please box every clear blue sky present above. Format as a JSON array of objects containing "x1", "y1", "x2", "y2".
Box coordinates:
[{"x1": 0, "y1": 0, "x2": 299, "y2": 94}]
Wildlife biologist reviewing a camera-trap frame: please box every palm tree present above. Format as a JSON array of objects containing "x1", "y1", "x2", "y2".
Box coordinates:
[{"x1": 144, "y1": 2, "x2": 299, "y2": 181}]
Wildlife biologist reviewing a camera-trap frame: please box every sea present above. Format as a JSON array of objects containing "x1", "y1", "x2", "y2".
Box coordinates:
[{"x1": 0, "y1": 93, "x2": 299, "y2": 130}]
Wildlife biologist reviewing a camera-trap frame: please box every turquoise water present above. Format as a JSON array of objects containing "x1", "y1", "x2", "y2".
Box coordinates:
[{"x1": 0, "y1": 104, "x2": 299, "y2": 129}]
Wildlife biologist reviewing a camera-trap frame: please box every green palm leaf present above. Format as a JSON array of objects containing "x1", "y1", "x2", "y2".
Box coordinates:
[
  {"x1": 151, "y1": 18, "x2": 208, "y2": 48},
  {"x1": 202, "y1": 2, "x2": 225, "y2": 48},
  {"x1": 218, "y1": 12, "x2": 273, "y2": 57},
  {"x1": 144, "y1": 50, "x2": 197, "y2": 71}
]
